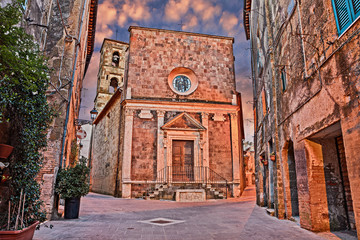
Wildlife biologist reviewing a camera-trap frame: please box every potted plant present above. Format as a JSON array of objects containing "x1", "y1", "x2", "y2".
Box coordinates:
[
  {"x1": 55, "y1": 157, "x2": 90, "y2": 219},
  {"x1": 0, "y1": 144, "x2": 14, "y2": 159},
  {"x1": 270, "y1": 152, "x2": 276, "y2": 161},
  {"x1": 260, "y1": 156, "x2": 268, "y2": 166}
]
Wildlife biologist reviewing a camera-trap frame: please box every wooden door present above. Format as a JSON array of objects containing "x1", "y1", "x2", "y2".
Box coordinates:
[{"x1": 172, "y1": 140, "x2": 194, "y2": 181}]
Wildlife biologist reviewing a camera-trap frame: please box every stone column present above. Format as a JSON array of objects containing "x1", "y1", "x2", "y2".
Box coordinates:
[
  {"x1": 121, "y1": 108, "x2": 134, "y2": 198},
  {"x1": 201, "y1": 112, "x2": 209, "y2": 168},
  {"x1": 303, "y1": 139, "x2": 330, "y2": 232},
  {"x1": 156, "y1": 110, "x2": 166, "y2": 179},
  {"x1": 230, "y1": 112, "x2": 241, "y2": 197}
]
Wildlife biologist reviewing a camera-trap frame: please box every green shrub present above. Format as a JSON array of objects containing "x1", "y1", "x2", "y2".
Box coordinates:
[
  {"x1": 0, "y1": 0, "x2": 53, "y2": 229},
  {"x1": 55, "y1": 157, "x2": 90, "y2": 199}
]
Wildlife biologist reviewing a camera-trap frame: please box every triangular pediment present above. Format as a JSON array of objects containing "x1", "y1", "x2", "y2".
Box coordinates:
[{"x1": 161, "y1": 112, "x2": 206, "y2": 131}]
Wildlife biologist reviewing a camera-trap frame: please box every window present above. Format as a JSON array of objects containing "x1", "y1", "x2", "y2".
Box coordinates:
[
  {"x1": 109, "y1": 77, "x2": 118, "y2": 93},
  {"x1": 173, "y1": 75, "x2": 191, "y2": 93},
  {"x1": 332, "y1": 0, "x2": 360, "y2": 34},
  {"x1": 112, "y1": 52, "x2": 120, "y2": 67},
  {"x1": 281, "y1": 68, "x2": 287, "y2": 92}
]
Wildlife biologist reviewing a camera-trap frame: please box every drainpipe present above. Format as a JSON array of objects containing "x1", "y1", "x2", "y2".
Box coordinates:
[{"x1": 59, "y1": 0, "x2": 88, "y2": 169}]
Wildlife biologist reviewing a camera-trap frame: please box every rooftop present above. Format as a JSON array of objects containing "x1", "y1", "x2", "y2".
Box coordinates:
[{"x1": 128, "y1": 26, "x2": 234, "y2": 43}]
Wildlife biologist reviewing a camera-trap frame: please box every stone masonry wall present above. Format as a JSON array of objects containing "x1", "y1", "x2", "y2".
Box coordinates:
[
  {"x1": 208, "y1": 115, "x2": 232, "y2": 181},
  {"x1": 130, "y1": 111, "x2": 157, "y2": 181},
  {"x1": 249, "y1": 0, "x2": 360, "y2": 236},
  {"x1": 91, "y1": 96, "x2": 121, "y2": 195},
  {"x1": 95, "y1": 40, "x2": 128, "y2": 112},
  {"x1": 24, "y1": 0, "x2": 93, "y2": 218},
  {"x1": 127, "y1": 27, "x2": 235, "y2": 103}
]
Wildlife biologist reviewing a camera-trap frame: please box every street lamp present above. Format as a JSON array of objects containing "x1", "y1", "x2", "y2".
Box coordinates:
[
  {"x1": 90, "y1": 107, "x2": 98, "y2": 122},
  {"x1": 88, "y1": 107, "x2": 98, "y2": 185}
]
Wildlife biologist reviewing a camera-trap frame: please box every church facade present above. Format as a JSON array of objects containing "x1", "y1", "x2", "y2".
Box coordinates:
[{"x1": 91, "y1": 27, "x2": 245, "y2": 199}]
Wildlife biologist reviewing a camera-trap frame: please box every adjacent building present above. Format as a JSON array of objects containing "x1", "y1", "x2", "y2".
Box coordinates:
[
  {"x1": 244, "y1": 0, "x2": 360, "y2": 236},
  {"x1": 90, "y1": 27, "x2": 246, "y2": 200},
  {"x1": 24, "y1": 0, "x2": 98, "y2": 218}
]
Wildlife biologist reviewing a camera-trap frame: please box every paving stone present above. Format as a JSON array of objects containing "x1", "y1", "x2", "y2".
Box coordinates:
[{"x1": 34, "y1": 187, "x2": 345, "y2": 240}]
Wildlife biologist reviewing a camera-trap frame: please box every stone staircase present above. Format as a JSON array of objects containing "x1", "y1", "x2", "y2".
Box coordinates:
[{"x1": 138, "y1": 182, "x2": 228, "y2": 201}]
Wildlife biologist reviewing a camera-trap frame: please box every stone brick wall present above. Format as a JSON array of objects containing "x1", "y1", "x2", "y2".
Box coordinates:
[
  {"x1": 127, "y1": 27, "x2": 235, "y2": 103},
  {"x1": 91, "y1": 96, "x2": 121, "y2": 195},
  {"x1": 23, "y1": 0, "x2": 96, "y2": 219},
  {"x1": 208, "y1": 115, "x2": 232, "y2": 181},
  {"x1": 248, "y1": 0, "x2": 360, "y2": 236},
  {"x1": 131, "y1": 112, "x2": 157, "y2": 181},
  {"x1": 95, "y1": 40, "x2": 128, "y2": 112}
]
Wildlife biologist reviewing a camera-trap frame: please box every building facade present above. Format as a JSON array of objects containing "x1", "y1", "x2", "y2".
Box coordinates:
[
  {"x1": 91, "y1": 27, "x2": 245, "y2": 200},
  {"x1": 24, "y1": 0, "x2": 97, "y2": 218},
  {"x1": 245, "y1": 0, "x2": 360, "y2": 236}
]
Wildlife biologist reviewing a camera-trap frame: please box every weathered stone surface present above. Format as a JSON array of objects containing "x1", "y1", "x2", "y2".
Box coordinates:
[
  {"x1": 247, "y1": 0, "x2": 360, "y2": 237},
  {"x1": 22, "y1": 0, "x2": 96, "y2": 219},
  {"x1": 175, "y1": 189, "x2": 206, "y2": 202}
]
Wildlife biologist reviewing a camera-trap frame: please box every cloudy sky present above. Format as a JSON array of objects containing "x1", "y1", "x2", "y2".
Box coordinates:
[{"x1": 79, "y1": 0, "x2": 254, "y2": 142}]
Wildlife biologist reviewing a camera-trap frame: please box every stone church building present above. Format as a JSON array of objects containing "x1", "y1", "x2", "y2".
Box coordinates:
[{"x1": 90, "y1": 27, "x2": 245, "y2": 199}]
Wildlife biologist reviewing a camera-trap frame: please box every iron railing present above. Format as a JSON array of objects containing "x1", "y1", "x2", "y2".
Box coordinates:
[{"x1": 156, "y1": 166, "x2": 228, "y2": 197}]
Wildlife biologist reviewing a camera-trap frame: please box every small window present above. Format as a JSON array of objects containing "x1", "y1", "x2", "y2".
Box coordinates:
[
  {"x1": 281, "y1": 68, "x2": 287, "y2": 92},
  {"x1": 332, "y1": 0, "x2": 360, "y2": 34},
  {"x1": 109, "y1": 77, "x2": 118, "y2": 93},
  {"x1": 112, "y1": 52, "x2": 120, "y2": 67}
]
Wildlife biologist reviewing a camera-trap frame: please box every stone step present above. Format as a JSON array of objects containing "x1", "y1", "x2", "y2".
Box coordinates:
[{"x1": 266, "y1": 208, "x2": 275, "y2": 216}]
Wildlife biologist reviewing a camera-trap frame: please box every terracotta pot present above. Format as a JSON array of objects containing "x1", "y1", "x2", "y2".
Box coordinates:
[
  {"x1": 0, "y1": 221, "x2": 39, "y2": 240},
  {"x1": 270, "y1": 155, "x2": 276, "y2": 161},
  {"x1": 0, "y1": 144, "x2": 14, "y2": 159}
]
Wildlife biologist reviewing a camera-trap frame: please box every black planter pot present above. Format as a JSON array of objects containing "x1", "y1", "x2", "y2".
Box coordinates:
[{"x1": 64, "y1": 197, "x2": 81, "y2": 219}]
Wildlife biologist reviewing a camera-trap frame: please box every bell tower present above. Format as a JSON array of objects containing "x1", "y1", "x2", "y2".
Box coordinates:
[{"x1": 94, "y1": 39, "x2": 128, "y2": 113}]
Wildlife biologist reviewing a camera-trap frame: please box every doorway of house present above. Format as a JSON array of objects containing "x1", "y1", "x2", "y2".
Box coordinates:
[
  {"x1": 288, "y1": 140, "x2": 299, "y2": 217},
  {"x1": 172, "y1": 140, "x2": 194, "y2": 181}
]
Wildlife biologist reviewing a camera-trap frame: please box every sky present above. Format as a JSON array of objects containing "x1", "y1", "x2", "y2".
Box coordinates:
[{"x1": 79, "y1": 0, "x2": 254, "y2": 142}]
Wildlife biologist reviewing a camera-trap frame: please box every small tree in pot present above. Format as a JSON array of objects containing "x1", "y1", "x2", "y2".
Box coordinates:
[{"x1": 55, "y1": 157, "x2": 90, "y2": 219}]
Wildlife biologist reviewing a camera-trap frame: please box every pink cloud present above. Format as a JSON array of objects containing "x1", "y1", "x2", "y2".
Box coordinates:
[
  {"x1": 182, "y1": 14, "x2": 198, "y2": 31},
  {"x1": 192, "y1": 0, "x2": 221, "y2": 21},
  {"x1": 219, "y1": 11, "x2": 239, "y2": 35},
  {"x1": 164, "y1": 0, "x2": 221, "y2": 25},
  {"x1": 164, "y1": 0, "x2": 191, "y2": 22}
]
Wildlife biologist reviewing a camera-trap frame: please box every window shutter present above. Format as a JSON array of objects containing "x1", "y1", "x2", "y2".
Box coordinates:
[
  {"x1": 333, "y1": 0, "x2": 352, "y2": 32},
  {"x1": 352, "y1": 0, "x2": 360, "y2": 17}
]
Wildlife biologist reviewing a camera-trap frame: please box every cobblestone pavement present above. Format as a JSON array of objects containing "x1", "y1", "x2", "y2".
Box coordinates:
[{"x1": 34, "y1": 187, "x2": 357, "y2": 240}]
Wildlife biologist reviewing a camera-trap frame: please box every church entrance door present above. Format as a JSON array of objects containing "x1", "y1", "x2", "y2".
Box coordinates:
[{"x1": 172, "y1": 140, "x2": 194, "y2": 182}]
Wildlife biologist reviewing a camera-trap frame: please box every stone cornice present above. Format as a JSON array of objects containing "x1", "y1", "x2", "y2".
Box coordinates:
[{"x1": 121, "y1": 99, "x2": 239, "y2": 113}]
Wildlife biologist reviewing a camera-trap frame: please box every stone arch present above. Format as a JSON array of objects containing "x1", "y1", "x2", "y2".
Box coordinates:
[
  {"x1": 112, "y1": 51, "x2": 120, "y2": 67},
  {"x1": 109, "y1": 77, "x2": 118, "y2": 93}
]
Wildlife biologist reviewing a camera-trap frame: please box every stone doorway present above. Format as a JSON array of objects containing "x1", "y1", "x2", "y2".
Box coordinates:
[
  {"x1": 305, "y1": 122, "x2": 356, "y2": 232},
  {"x1": 287, "y1": 140, "x2": 299, "y2": 217},
  {"x1": 172, "y1": 140, "x2": 194, "y2": 181}
]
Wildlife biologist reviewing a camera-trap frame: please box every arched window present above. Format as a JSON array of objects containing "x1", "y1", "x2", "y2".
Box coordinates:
[
  {"x1": 112, "y1": 52, "x2": 120, "y2": 67},
  {"x1": 109, "y1": 77, "x2": 118, "y2": 93}
]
